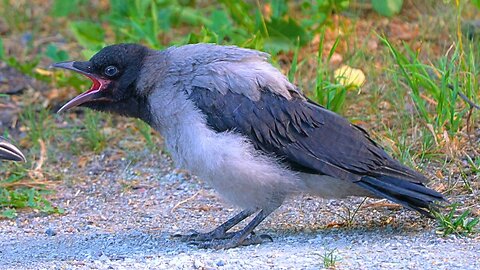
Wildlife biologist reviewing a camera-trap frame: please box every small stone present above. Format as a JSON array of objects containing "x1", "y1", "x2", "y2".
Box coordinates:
[
  {"x1": 194, "y1": 259, "x2": 205, "y2": 269},
  {"x1": 94, "y1": 250, "x2": 104, "y2": 258},
  {"x1": 99, "y1": 254, "x2": 111, "y2": 263},
  {"x1": 45, "y1": 228, "x2": 56, "y2": 236},
  {"x1": 216, "y1": 260, "x2": 225, "y2": 267}
]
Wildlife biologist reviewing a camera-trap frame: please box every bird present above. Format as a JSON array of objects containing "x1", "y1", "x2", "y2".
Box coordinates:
[
  {"x1": 0, "y1": 136, "x2": 26, "y2": 162},
  {"x1": 53, "y1": 43, "x2": 445, "y2": 249}
]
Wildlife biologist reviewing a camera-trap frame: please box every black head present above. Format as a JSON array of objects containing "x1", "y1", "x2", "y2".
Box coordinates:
[{"x1": 53, "y1": 44, "x2": 151, "y2": 122}]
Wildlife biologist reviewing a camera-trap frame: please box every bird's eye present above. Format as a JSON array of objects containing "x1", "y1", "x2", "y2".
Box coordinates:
[{"x1": 104, "y1": 65, "x2": 119, "y2": 77}]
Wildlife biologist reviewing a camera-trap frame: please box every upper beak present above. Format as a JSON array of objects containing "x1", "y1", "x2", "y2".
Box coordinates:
[
  {"x1": 52, "y1": 61, "x2": 111, "y2": 113},
  {"x1": 0, "y1": 137, "x2": 26, "y2": 162}
]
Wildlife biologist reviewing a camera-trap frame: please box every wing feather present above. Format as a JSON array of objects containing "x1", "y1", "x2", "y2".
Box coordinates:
[{"x1": 188, "y1": 86, "x2": 425, "y2": 183}]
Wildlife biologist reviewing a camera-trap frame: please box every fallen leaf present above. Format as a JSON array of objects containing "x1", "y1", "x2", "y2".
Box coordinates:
[
  {"x1": 34, "y1": 68, "x2": 53, "y2": 76},
  {"x1": 334, "y1": 65, "x2": 366, "y2": 88}
]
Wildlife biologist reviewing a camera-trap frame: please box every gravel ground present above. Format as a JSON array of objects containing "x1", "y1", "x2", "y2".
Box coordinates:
[{"x1": 1, "y1": 150, "x2": 479, "y2": 269}]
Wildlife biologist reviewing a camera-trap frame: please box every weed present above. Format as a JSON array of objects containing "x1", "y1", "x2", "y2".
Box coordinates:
[
  {"x1": 381, "y1": 36, "x2": 476, "y2": 136},
  {"x1": 465, "y1": 154, "x2": 480, "y2": 175},
  {"x1": 0, "y1": 187, "x2": 63, "y2": 219},
  {"x1": 338, "y1": 197, "x2": 368, "y2": 227},
  {"x1": 20, "y1": 106, "x2": 54, "y2": 149},
  {"x1": 135, "y1": 119, "x2": 157, "y2": 151},
  {"x1": 321, "y1": 248, "x2": 341, "y2": 269},
  {"x1": 434, "y1": 204, "x2": 479, "y2": 236},
  {"x1": 56, "y1": 124, "x2": 81, "y2": 156},
  {"x1": 82, "y1": 111, "x2": 107, "y2": 153},
  {"x1": 0, "y1": 162, "x2": 63, "y2": 219},
  {"x1": 312, "y1": 28, "x2": 355, "y2": 113}
]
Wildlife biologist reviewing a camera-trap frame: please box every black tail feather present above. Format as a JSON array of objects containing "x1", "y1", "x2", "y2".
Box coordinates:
[{"x1": 356, "y1": 175, "x2": 446, "y2": 217}]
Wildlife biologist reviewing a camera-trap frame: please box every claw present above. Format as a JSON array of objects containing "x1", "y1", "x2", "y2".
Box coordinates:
[
  {"x1": 171, "y1": 230, "x2": 201, "y2": 242},
  {"x1": 258, "y1": 233, "x2": 274, "y2": 242}
]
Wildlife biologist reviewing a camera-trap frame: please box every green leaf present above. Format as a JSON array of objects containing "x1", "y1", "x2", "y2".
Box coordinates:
[
  {"x1": 263, "y1": 37, "x2": 292, "y2": 54},
  {"x1": 371, "y1": 0, "x2": 403, "y2": 17},
  {"x1": 45, "y1": 44, "x2": 69, "y2": 62},
  {"x1": 68, "y1": 21, "x2": 105, "y2": 50},
  {"x1": 473, "y1": 0, "x2": 480, "y2": 9},
  {"x1": 264, "y1": 17, "x2": 311, "y2": 52},
  {"x1": 218, "y1": 0, "x2": 255, "y2": 31},
  {"x1": 51, "y1": 0, "x2": 82, "y2": 17},
  {"x1": 466, "y1": 218, "x2": 479, "y2": 229},
  {"x1": 1, "y1": 208, "x2": 17, "y2": 219},
  {"x1": 270, "y1": 0, "x2": 288, "y2": 19}
]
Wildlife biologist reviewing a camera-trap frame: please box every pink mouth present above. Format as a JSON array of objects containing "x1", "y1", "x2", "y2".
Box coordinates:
[{"x1": 52, "y1": 61, "x2": 112, "y2": 113}]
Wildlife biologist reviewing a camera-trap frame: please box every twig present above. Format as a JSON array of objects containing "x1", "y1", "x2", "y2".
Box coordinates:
[
  {"x1": 28, "y1": 139, "x2": 47, "y2": 181},
  {"x1": 35, "y1": 139, "x2": 46, "y2": 171},
  {"x1": 171, "y1": 190, "x2": 203, "y2": 213}
]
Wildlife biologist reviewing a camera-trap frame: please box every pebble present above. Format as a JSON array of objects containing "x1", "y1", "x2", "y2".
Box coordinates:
[
  {"x1": 193, "y1": 259, "x2": 205, "y2": 269},
  {"x1": 45, "y1": 228, "x2": 57, "y2": 236}
]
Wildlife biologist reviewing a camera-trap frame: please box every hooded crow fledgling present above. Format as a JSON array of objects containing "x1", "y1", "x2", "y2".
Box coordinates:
[
  {"x1": 54, "y1": 43, "x2": 445, "y2": 249},
  {"x1": 0, "y1": 136, "x2": 25, "y2": 162}
]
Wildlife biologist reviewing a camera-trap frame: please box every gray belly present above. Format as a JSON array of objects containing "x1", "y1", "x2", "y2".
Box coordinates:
[{"x1": 299, "y1": 173, "x2": 375, "y2": 198}]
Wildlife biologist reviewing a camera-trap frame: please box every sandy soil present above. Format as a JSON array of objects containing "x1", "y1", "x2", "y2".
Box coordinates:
[{"x1": 1, "y1": 150, "x2": 478, "y2": 269}]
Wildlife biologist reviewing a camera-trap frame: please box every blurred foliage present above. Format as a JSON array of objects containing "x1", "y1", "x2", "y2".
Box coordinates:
[
  {"x1": 53, "y1": 0, "x2": 402, "y2": 56},
  {"x1": 371, "y1": 0, "x2": 403, "y2": 17},
  {"x1": 60, "y1": 0, "x2": 318, "y2": 55},
  {"x1": 471, "y1": 0, "x2": 480, "y2": 9}
]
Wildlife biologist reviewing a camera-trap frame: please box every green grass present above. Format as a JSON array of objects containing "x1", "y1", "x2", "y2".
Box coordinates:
[
  {"x1": 0, "y1": 187, "x2": 64, "y2": 219},
  {"x1": 313, "y1": 29, "x2": 353, "y2": 113},
  {"x1": 434, "y1": 204, "x2": 479, "y2": 236},
  {"x1": 381, "y1": 36, "x2": 476, "y2": 137},
  {"x1": 321, "y1": 248, "x2": 341, "y2": 269},
  {"x1": 135, "y1": 119, "x2": 157, "y2": 151},
  {"x1": 20, "y1": 106, "x2": 55, "y2": 149},
  {"x1": 338, "y1": 198, "x2": 368, "y2": 227},
  {"x1": 0, "y1": 162, "x2": 63, "y2": 219},
  {"x1": 83, "y1": 111, "x2": 108, "y2": 153}
]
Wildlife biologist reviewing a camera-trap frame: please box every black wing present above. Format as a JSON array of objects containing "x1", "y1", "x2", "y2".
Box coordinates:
[
  {"x1": 188, "y1": 87, "x2": 425, "y2": 183},
  {"x1": 188, "y1": 87, "x2": 445, "y2": 216}
]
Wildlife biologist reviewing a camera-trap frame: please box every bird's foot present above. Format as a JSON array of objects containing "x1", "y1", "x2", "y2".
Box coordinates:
[
  {"x1": 171, "y1": 229, "x2": 236, "y2": 242},
  {"x1": 190, "y1": 232, "x2": 273, "y2": 249}
]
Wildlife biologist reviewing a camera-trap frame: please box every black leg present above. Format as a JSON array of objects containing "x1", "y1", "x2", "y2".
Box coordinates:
[
  {"x1": 172, "y1": 209, "x2": 255, "y2": 242},
  {"x1": 193, "y1": 209, "x2": 273, "y2": 249}
]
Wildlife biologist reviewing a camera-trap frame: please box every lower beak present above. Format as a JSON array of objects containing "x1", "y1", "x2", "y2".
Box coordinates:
[
  {"x1": 52, "y1": 61, "x2": 111, "y2": 113},
  {"x1": 56, "y1": 87, "x2": 104, "y2": 113},
  {"x1": 0, "y1": 138, "x2": 26, "y2": 162}
]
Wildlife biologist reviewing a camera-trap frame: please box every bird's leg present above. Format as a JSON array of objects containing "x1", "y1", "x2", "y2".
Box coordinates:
[
  {"x1": 192, "y1": 209, "x2": 273, "y2": 249},
  {"x1": 173, "y1": 209, "x2": 255, "y2": 242}
]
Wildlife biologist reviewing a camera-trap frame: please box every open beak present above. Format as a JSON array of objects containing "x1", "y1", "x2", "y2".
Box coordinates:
[
  {"x1": 0, "y1": 137, "x2": 26, "y2": 162},
  {"x1": 52, "y1": 61, "x2": 112, "y2": 113}
]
